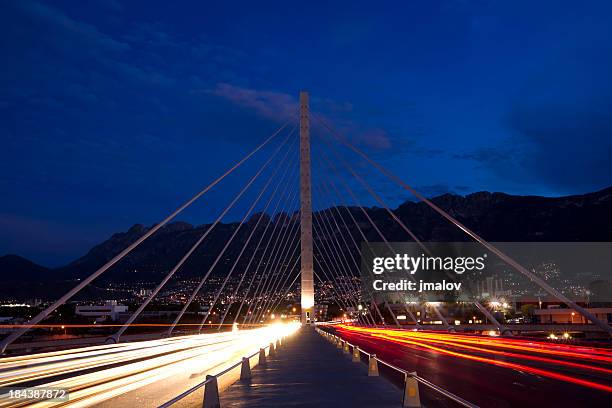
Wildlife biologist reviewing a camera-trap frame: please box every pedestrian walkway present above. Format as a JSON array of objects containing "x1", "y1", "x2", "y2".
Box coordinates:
[{"x1": 221, "y1": 326, "x2": 402, "y2": 407}]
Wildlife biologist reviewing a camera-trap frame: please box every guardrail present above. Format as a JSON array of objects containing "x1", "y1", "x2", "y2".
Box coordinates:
[
  {"x1": 316, "y1": 328, "x2": 479, "y2": 408},
  {"x1": 157, "y1": 337, "x2": 283, "y2": 408}
]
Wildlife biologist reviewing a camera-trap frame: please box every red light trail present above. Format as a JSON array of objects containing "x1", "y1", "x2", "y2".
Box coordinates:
[{"x1": 335, "y1": 325, "x2": 612, "y2": 393}]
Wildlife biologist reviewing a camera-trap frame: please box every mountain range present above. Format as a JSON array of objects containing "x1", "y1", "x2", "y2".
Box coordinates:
[{"x1": 1, "y1": 187, "x2": 611, "y2": 300}]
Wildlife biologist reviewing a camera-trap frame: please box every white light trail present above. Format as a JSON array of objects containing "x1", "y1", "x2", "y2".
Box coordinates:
[{"x1": 0, "y1": 323, "x2": 299, "y2": 407}]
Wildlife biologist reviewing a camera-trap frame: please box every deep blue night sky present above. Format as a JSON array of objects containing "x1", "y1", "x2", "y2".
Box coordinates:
[{"x1": 1, "y1": 0, "x2": 611, "y2": 266}]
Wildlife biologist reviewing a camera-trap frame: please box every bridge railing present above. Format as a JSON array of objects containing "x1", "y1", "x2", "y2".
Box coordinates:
[
  {"x1": 157, "y1": 339, "x2": 280, "y2": 408},
  {"x1": 316, "y1": 328, "x2": 479, "y2": 408}
]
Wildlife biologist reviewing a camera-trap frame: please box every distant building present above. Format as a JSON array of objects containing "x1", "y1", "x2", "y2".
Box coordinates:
[
  {"x1": 25, "y1": 298, "x2": 42, "y2": 307},
  {"x1": 316, "y1": 304, "x2": 329, "y2": 321},
  {"x1": 137, "y1": 288, "x2": 153, "y2": 297},
  {"x1": 476, "y1": 277, "x2": 511, "y2": 299},
  {"x1": 534, "y1": 307, "x2": 612, "y2": 324},
  {"x1": 0, "y1": 317, "x2": 26, "y2": 334},
  {"x1": 75, "y1": 300, "x2": 128, "y2": 322}
]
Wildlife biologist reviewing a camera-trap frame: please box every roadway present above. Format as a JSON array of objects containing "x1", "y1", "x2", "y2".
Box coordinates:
[
  {"x1": 221, "y1": 326, "x2": 403, "y2": 407},
  {"x1": 0, "y1": 323, "x2": 299, "y2": 407},
  {"x1": 332, "y1": 324, "x2": 612, "y2": 407}
]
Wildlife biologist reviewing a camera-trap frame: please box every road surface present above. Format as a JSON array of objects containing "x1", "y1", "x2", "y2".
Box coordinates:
[{"x1": 332, "y1": 324, "x2": 611, "y2": 407}]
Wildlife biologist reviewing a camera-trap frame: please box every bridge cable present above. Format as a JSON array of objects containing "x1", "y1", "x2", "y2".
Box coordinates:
[
  {"x1": 266, "y1": 263, "x2": 302, "y2": 318},
  {"x1": 312, "y1": 236, "x2": 372, "y2": 325},
  {"x1": 110, "y1": 126, "x2": 294, "y2": 342},
  {"x1": 227, "y1": 158, "x2": 297, "y2": 329},
  {"x1": 310, "y1": 173, "x2": 378, "y2": 316},
  {"x1": 318, "y1": 174, "x2": 418, "y2": 326},
  {"x1": 247, "y1": 207, "x2": 300, "y2": 324},
  {"x1": 311, "y1": 260, "x2": 370, "y2": 326},
  {"x1": 244, "y1": 190, "x2": 300, "y2": 325},
  {"x1": 0, "y1": 120, "x2": 291, "y2": 353},
  {"x1": 267, "y1": 254, "x2": 307, "y2": 320},
  {"x1": 319, "y1": 132, "x2": 487, "y2": 329},
  {"x1": 215, "y1": 157, "x2": 298, "y2": 330},
  {"x1": 310, "y1": 184, "x2": 377, "y2": 325},
  {"x1": 227, "y1": 162, "x2": 299, "y2": 327},
  {"x1": 313, "y1": 207, "x2": 380, "y2": 325},
  {"x1": 313, "y1": 178, "x2": 389, "y2": 322},
  {"x1": 241, "y1": 172, "x2": 300, "y2": 324},
  {"x1": 311, "y1": 246, "x2": 360, "y2": 317},
  {"x1": 317, "y1": 131, "x2": 463, "y2": 327},
  {"x1": 168, "y1": 129, "x2": 298, "y2": 335},
  {"x1": 312, "y1": 221, "x2": 370, "y2": 321},
  {"x1": 252, "y1": 227, "x2": 301, "y2": 323},
  {"x1": 192, "y1": 133, "x2": 298, "y2": 332},
  {"x1": 205, "y1": 140, "x2": 298, "y2": 332},
  {"x1": 314, "y1": 147, "x2": 418, "y2": 325},
  {"x1": 313, "y1": 178, "x2": 389, "y2": 325},
  {"x1": 313, "y1": 112, "x2": 612, "y2": 336},
  {"x1": 258, "y1": 249, "x2": 302, "y2": 321}
]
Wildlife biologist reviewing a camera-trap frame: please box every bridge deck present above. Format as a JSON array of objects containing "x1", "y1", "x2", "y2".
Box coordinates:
[{"x1": 221, "y1": 326, "x2": 402, "y2": 407}]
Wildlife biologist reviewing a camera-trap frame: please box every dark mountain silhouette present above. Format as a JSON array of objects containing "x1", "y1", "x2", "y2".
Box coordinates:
[
  {"x1": 1, "y1": 187, "x2": 611, "y2": 299},
  {"x1": 0, "y1": 255, "x2": 50, "y2": 282}
]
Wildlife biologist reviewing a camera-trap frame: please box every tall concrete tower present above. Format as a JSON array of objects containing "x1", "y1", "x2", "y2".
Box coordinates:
[{"x1": 299, "y1": 91, "x2": 314, "y2": 323}]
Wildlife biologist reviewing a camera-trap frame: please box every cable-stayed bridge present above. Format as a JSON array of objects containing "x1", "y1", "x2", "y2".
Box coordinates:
[{"x1": 0, "y1": 92, "x2": 611, "y2": 407}]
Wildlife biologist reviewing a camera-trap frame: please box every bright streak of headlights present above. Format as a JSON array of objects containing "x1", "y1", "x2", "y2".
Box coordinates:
[{"x1": 0, "y1": 322, "x2": 300, "y2": 407}]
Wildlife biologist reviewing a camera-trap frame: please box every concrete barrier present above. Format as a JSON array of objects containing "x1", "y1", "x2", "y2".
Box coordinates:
[
  {"x1": 203, "y1": 375, "x2": 220, "y2": 408},
  {"x1": 402, "y1": 372, "x2": 421, "y2": 407},
  {"x1": 352, "y1": 345, "x2": 360, "y2": 362},
  {"x1": 368, "y1": 354, "x2": 379, "y2": 376},
  {"x1": 240, "y1": 357, "x2": 251, "y2": 382}
]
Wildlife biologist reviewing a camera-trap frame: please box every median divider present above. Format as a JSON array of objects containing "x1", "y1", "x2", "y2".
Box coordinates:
[{"x1": 315, "y1": 327, "x2": 480, "y2": 408}]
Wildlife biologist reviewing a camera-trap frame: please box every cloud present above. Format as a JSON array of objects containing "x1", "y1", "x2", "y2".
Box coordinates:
[
  {"x1": 14, "y1": 0, "x2": 130, "y2": 52},
  {"x1": 204, "y1": 83, "x2": 442, "y2": 160},
  {"x1": 354, "y1": 128, "x2": 392, "y2": 149},
  {"x1": 455, "y1": 38, "x2": 612, "y2": 194},
  {"x1": 203, "y1": 83, "x2": 298, "y2": 122},
  {"x1": 504, "y1": 105, "x2": 612, "y2": 192}
]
